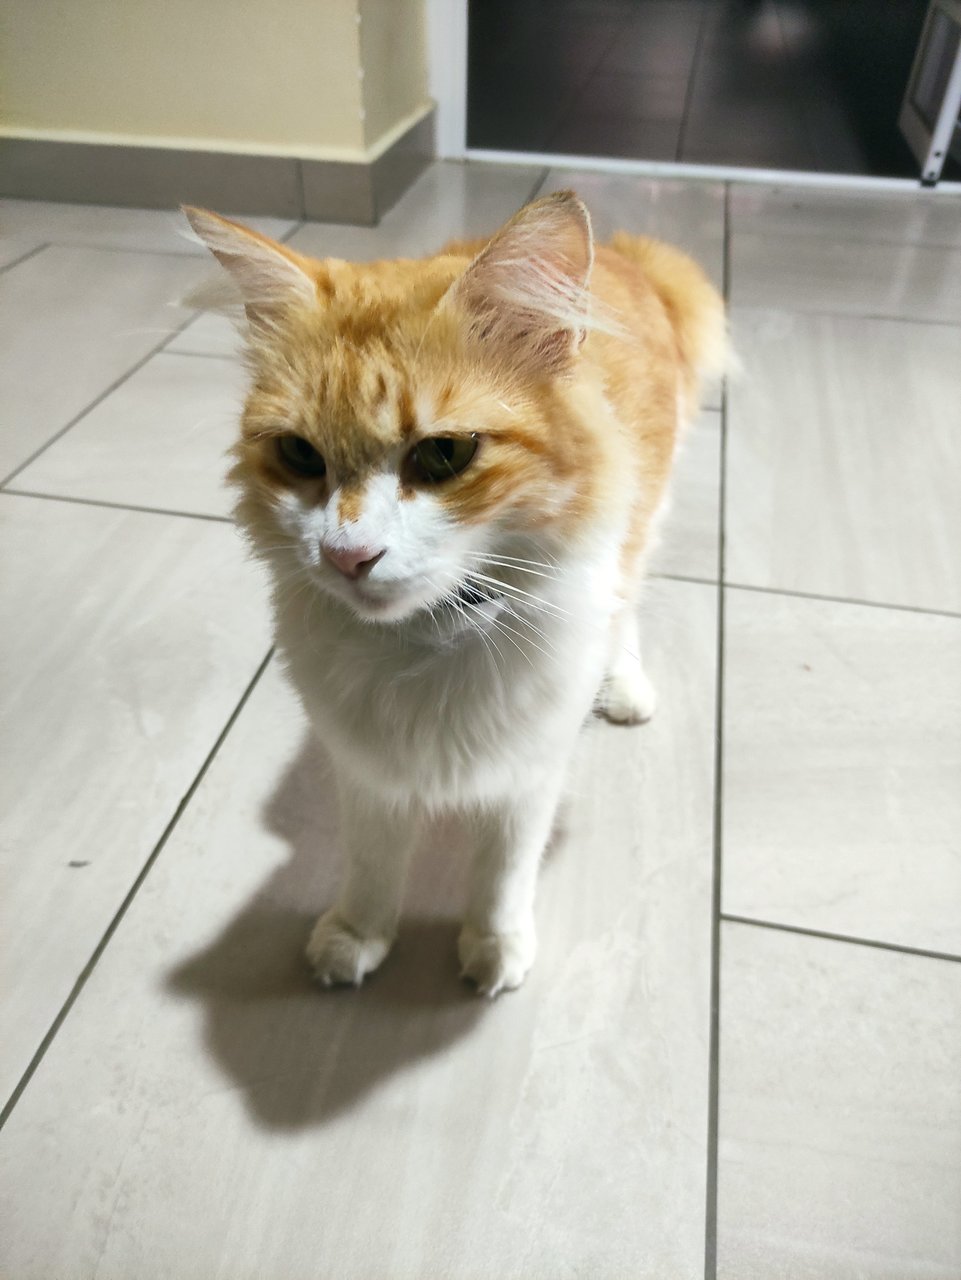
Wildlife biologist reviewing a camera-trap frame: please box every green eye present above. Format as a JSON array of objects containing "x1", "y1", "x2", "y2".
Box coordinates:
[
  {"x1": 409, "y1": 435, "x2": 478, "y2": 484},
  {"x1": 277, "y1": 435, "x2": 326, "y2": 477}
]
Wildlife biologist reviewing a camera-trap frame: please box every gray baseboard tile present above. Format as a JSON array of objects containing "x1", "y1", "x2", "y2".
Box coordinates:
[
  {"x1": 302, "y1": 107, "x2": 436, "y2": 226},
  {"x1": 0, "y1": 107, "x2": 435, "y2": 225},
  {"x1": 372, "y1": 107, "x2": 436, "y2": 221},
  {"x1": 0, "y1": 138, "x2": 303, "y2": 217}
]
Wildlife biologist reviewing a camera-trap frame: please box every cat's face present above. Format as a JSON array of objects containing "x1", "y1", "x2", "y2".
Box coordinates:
[{"x1": 187, "y1": 195, "x2": 606, "y2": 624}]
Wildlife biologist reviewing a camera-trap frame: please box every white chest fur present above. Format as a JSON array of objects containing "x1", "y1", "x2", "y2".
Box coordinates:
[{"x1": 273, "y1": 552, "x2": 619, "y2": 811}]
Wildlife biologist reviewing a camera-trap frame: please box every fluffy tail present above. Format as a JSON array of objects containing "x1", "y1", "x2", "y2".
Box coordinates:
[{"x1": 608, "y1": 232, "x2": 729, "y2": 403}]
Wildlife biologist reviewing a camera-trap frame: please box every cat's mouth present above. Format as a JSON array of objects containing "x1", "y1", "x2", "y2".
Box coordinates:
[{"x1": 334, "y1": 573, "x2": 507, "y2": 628}]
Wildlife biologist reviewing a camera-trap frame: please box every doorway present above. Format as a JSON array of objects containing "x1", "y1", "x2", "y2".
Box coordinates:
[{"x1": 467, "y1": 0, "x2": 960, "y2": 179}]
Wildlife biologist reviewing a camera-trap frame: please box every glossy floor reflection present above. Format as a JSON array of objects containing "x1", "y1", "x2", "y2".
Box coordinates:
[
  {"x1": 468, "y1": 0, "x2": 955, "y2": 179},
  {"x1": 0, "y1": 163, "x2": 959, "y2": 1279}
]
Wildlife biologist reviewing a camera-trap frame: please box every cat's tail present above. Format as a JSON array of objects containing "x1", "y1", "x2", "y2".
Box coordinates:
[{"x1": 608, "y1": 232, "x2": 731, "y2": 401}]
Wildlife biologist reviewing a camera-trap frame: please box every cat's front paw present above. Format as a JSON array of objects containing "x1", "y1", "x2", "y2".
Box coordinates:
[
  {"x1": 598, "y1": 663, "x2": 657, "y2": 725},
  {"x1": 306, "y1": 908, "x2": 391, "y2": 988},
  {"x1": 458, "y1": 922, "x2": 537, "y2": 998}
]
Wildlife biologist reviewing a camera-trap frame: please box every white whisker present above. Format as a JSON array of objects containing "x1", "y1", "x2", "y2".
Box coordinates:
[
  {"x1": 463, "y1": 569, "x2": 571, "y2": 621},
  {"x1": 460, "y1": 597, "x2": 534, "y2": 669}
]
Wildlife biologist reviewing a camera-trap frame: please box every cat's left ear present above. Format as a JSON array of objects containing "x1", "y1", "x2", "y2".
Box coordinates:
[
  {"x1": 182, "y1": 206, "x2": 318, "y2": 325},
  {"x1": 442, "y1": 190, "x2": 594, "y2": 377}
]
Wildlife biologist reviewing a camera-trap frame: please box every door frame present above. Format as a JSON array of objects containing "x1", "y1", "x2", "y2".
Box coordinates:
[
  {"x1": 426, "y1": 0, "x2": 469, "y2": 158},
  {"x1": 428, "y1": 0, "x2": 961, "y2": 191},
  {"x1": 898, "y1": 0, "x2": 961, "y2": 184}
]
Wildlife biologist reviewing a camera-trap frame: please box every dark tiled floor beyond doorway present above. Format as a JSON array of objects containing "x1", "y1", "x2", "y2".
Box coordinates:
[{"x1": 468, "y1": 0, "x2": 960, "y2": 179}]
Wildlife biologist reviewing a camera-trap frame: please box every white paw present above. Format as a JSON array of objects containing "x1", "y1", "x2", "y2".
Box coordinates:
[
  {"x1": 599, "y1": 664, "x2": 658, "y2": 725},
  {"x1": 305, "y1": 908, "x2": 391, "y2": 988},
  {"x1": 458, "y1": 921, "x2": 537, "y2": 998}
]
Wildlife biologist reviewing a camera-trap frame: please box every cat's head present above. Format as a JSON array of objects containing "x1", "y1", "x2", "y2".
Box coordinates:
[{"x1": 186, "y1": 193, "x2": 614, "y2": 624}]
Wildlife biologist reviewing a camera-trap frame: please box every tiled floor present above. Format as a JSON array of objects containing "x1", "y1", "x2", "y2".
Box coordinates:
[{"x1": 1, "y1": 163, "x2": 959, "y2": 1278}]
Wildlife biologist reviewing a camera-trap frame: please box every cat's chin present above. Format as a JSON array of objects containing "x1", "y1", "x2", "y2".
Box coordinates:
[{"x1": 331, "y1": 580, "x2": 441, "y2": 626}]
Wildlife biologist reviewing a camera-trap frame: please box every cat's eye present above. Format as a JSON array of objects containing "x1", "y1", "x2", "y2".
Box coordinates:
[
  {"x1": 276, "y1": 435, "x2": 326, "y2": 478},
  {"x1": 408, "y1": 435, "x2": 479, "y2": 484}
]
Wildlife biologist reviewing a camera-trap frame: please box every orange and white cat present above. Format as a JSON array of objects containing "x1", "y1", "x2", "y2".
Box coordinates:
[{"x1": 186, "y1": 192, "x2": 725, "y2": 996}]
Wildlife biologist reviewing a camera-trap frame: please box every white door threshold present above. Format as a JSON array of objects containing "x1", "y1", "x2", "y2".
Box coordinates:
[{"x1": 465, "y1": 147, "x2": 961, "y2": 195}]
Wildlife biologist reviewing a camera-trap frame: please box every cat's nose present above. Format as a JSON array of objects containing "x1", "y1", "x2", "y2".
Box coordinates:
[{"x1": 321, "y1": 542, "x2": 386, "y2": 580}]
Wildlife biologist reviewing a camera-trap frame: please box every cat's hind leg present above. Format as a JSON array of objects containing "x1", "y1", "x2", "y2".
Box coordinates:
[
  {"x1": 597, "y1": 601, "x2": 658, "y2": 725},
  {"x1": 306, "y1": 778, "x2": 418, "y2": 987}
]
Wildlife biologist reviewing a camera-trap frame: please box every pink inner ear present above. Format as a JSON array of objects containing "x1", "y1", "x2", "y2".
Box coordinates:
[{"x1": 446, "y1": 192, "x2": 595, "y2": 376}]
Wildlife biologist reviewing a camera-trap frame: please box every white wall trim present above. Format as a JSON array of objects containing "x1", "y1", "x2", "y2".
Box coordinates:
[
  {"x1": 426, "y1": 0, "x2": 468, "y2": 158},
  {"x1": 466, "y1": 146, "x2": 961, "y2": 193}
]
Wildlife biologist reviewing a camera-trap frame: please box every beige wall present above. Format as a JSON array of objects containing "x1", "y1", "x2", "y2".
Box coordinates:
[
  {"x1": 358, "y1": 0, "x2": 429, "y2": 150},
  {"x1": 0, "y1": 0, "x2": 430, "y2": 159}
]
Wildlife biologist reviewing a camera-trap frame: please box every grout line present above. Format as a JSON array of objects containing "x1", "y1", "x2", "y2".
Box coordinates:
[
  {"x1": 652, "y1": 571, "x2": 718, "y2": 588},
  {"x1": 524, "y1": 167, "x2": 552, "y2": 204},
  {"x1": 675, "y1": 0, "x2": 710, "y2": 164},
  {"x1": 539, "y1": 18, "x2": 629, "y2": 156},
  {"x1": 0, "y1": 648, "x2": 275, "y2": 1133},
  {"x1": 295, "y1": 160, "x2": 307, "y2": 222},
  {"x1": 704, "y1": 179, "x2": 731, "y2": 1280},
  {"x1": 1, "y1": 488, "x2": 232, "y2": 524},
  {"x1": 156, "y1": 347, "x2": 236, "y2": 361},
  {"x1": 13, "y1": 241, "x2": 206, "y2": 260},
  {"x1": 0, "y1": 242, "x2": 51, "y2": 275},
  {"x1": 0, "y1": 217, "x2": 306, "y2": 268},
  {"x1": 721, "y1": 914, "x2": 961, "y2": 966},
  {"x1": 730, "y1": 224, "x2": 961, "y2": 253},
  {"x1": 280, "y1": 218, "x2": 307, "y2": 243},
  {"x1": 731, "y1": 302, "x2": 961, "y2": 329},
  {"x1": 724, "y1": 580, "x2": 961, "y2": 621},
  {"x1": 769, "y1": 0, "x2": 821, "y2": 173},
  {"x1": 0, "y1": 312, "x2": 198, "y2": 489}
]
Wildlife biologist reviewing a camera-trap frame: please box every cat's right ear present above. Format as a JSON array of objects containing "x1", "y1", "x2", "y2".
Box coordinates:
[{"x1": 182, "y1": 207, "x2": 318, "y2": 326}]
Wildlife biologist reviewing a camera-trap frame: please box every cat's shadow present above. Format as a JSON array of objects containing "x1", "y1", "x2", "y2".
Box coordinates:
[{"x1": 166, "y1": 732, "x2": 492, "y2": 1132}]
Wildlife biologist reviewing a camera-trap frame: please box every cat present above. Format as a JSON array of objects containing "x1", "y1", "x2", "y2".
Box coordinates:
[{"x1": 185, "y1": 191, "x2": 725, "y2": 997}]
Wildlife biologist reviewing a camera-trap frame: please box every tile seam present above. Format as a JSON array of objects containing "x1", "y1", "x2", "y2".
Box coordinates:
[
  {"x1": 704, "y1": 176, "x2": 732, "y2": 1280},
  {"x1": 724, "y1": 580, "x2": 961, "y2": 621},
  {"x1": 1, "y1": 488, "x2": 232, "y2": 524},
  {"x1": 0, "y1": 311, "x2": 199, "y2": 489},
  {"x1": 0, "y1": 242, "x2": 51, "y2": 275},
  {"x1": 0, "y1": 648, "x2": 275, "y2": 1132},
  {"x1": 722, "y1": 914, "x2": 961, "y2": 966}
]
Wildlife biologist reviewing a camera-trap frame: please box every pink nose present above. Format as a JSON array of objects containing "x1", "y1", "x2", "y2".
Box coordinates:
[{"x1": 322, "y1": 543, "x2": 386, "y2": 580}]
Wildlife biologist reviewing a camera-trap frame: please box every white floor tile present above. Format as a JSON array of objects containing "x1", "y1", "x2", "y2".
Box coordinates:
[
  {"x1": 538, "y1": 169, "x2": 723, "y2": 409},
  {"x1": 722, "y1": 589, "x2": 961, "y2": 956},
  {"x1": 0, "y1": 494, "x2": 271, "y2": 1106},
  {"x1": 0, "y1": 578, "x2": 717, "y2": 1280},
  {"x1": 0, "y1": 246, "x2": 205, "y2": 480},
  {"x1": 167, "y1": 312, "x2": 242, "y2": 359},
  {"x1": 12, "y1": 352, "x2": 247, "y2": 517},
  {"x1": 730, "y1": 233, "x2": 961, "y2": 323},
  {"x1": 650, "y1": 409, "x2": 721, "y2": 580},
  {"x1": 287, "y1": 160, "x2": 545, "y2": 263},
  {"x1": 0, "y1": 198, "x2": 295, "y2": 256},
  {"x1": 717, "y1": 922, "x2": 961, "y2": 1279},
  {"x1": 726, "y1": 309, "x2": 961, "y2": 611},
  {"x1": 0, "y1": 241, "x2": 44, "y2": 271},
  {"x1": 730, "y1": 183, "x2": 961, "y2": 248},
  {"x1": 539, "y1": 167, "x2": 726, "y2": 291}
]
